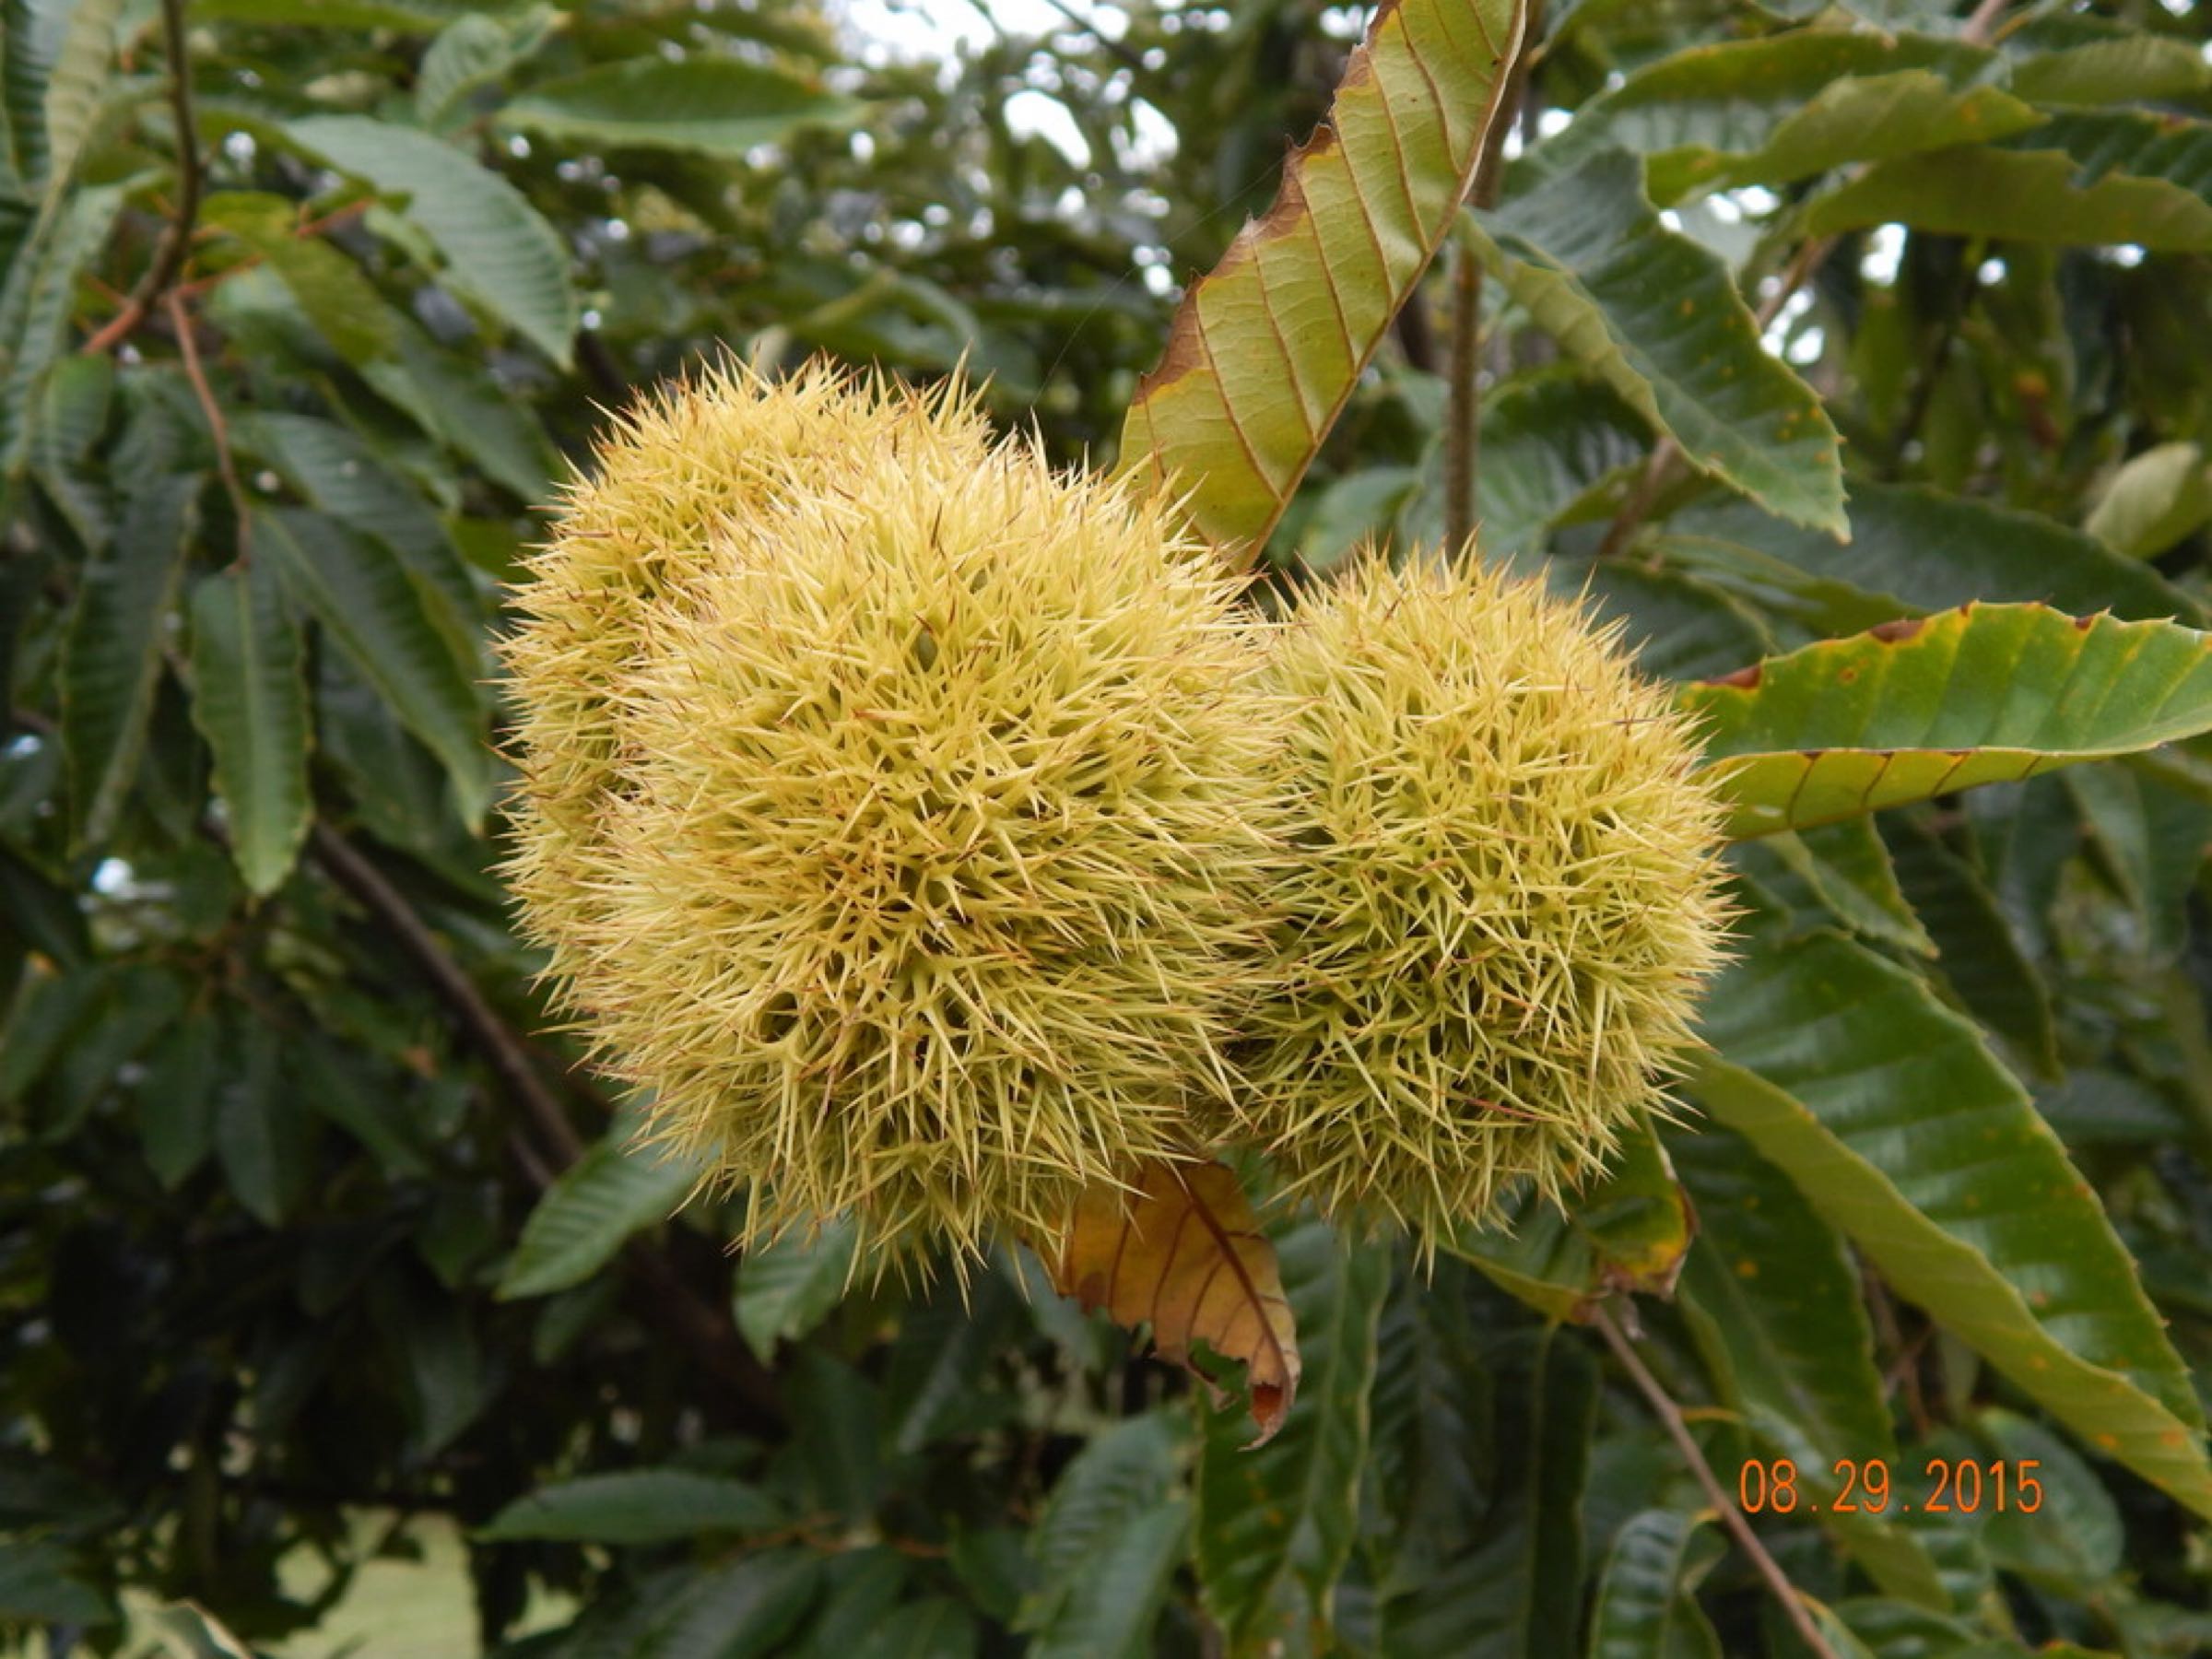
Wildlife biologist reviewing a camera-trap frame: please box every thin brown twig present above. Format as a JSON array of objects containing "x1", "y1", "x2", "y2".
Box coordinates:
[
  {"x1": 1962, "y1": 0, "x2": 2010, "y2": 41},
  {"x1": 104, "y1": 196, "x2": 381, "y2": 327},
  {"x1": 310, "y1": 822, "x2": 587, "y2": 1166},
  {"x1": 1592, "y1": 1304, "x2": 1841, "y2": 1659},
  {"x1": 1863, "y1": 1264, "x2": 1932, "y2": 1437},
  {"x1": 1443, "y1": 0, "x2": 1544, "y2": 554},
  {"x1": 1594, "y1": 232, "x2": 1839, "y2": 559},
  {"x1": 165, "y1": 289, "x2": 252, "y2": 563},
  {"x1": 1394, "y1": 287, "x2": 1439, "y2": 374},
  {"x1": 82, "y1": 0, "x2": 200, "y2": 356},
  {"x1": 307, "y1": 822, "x2": 785, "y2": 1427}
]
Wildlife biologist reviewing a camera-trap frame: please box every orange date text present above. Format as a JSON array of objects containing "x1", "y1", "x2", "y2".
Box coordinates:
[{"x1": 1735, "y1": 1458, "x2": 2043, "y2": 1516}]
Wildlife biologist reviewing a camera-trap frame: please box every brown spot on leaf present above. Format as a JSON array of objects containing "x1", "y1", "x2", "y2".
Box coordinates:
[
  {"x1": 1869, "y1": 617, "x2": 1926, "y2": 644},
  {"x1": 1704, "y1": 664, "x2": 1762, "y2": 690},
  {"x1": 1838, "y1": 666, "x2": 1857, "y2": 684},
  {"x1": 1131, "y1": 299, "x2": 1209, "y2": 403}
]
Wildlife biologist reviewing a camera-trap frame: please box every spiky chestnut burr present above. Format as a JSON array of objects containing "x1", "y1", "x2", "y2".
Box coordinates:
[
  {"x1": 500, "y1": 367, "x2": 1286, "y2": 1271},
  {"x1": 500, "y1": 359, "x2": 993, "y2": 983},
  {"x1": 1231, "y1": 552, "x2": 1732, "y2": 1246}
]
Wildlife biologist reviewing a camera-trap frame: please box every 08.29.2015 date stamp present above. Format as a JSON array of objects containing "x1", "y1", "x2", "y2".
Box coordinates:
[{"x1": 1736, "y1": 1458, "x2": 2043, "y2": 1516}]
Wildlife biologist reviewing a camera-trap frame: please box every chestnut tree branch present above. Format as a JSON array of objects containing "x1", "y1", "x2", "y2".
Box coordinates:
[
  {"x1": 1593, "y1": 1304, "x2": 1840, "y2": 1659},
  {"x1": 83, "y1": 0, "x2": 201, "y2": 356},
  {"x1": 1442, "y1": 0, "x2": 1543, "y2": 555}
]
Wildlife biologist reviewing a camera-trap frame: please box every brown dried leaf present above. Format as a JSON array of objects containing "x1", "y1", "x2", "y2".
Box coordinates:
[{"x1": 1053, "y1": 1159, "x2": 1300, "y2": 1445}]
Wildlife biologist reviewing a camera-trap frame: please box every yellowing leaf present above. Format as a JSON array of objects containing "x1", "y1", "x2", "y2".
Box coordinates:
[
  {"x1": 1116, "y1": 0, "x2": 1527, "y2": 564},
  {"x1": 1053, "y1": 1159, "x2": 1300, "y2": 1444}
]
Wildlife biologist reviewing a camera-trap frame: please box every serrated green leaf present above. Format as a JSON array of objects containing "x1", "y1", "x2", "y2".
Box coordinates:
[
  {"x1": 0, "y1": 1535, "x2": 112, "y2": 1626},
  {"x1": 35, "y1": 0, "x2": 117, "y2": 217},
  {"x1": 1115, "y1": 0, "x2": 1528, "y2": 562},
  {"x1": 1563, "y1": 559, "x2": 1772, "y2": 683},
  {"x1": 0, "y1": 963, "x2": 105, "y2": 1105},
  {"x1": 496, "y1": 1129, "x2": 699, "y2": 1299},
  {"x1": 133, "y1": 1015, "x2": 219, "y2": 1190},
  {"x1": 2010, "y1": 35, "x2": 2212, "y2": 105},
  {"x1": 1525, "y1": 31, "x2": 2036, "y2": 206},
  {"x1": 417, "y1": 6, "x2": 554, "y2": 128},
  {"x1": 27, "y1": 347, "x2": 111, "y2": 545},
  {"x1": 498, "y1": 56, "x2": 865, "y2": 160},
  {"x1": 2036, "y1": 1068, "x2": 2189, "y2": 1149},
  {"x1": 1298, "y1": 465, "x2": 1418, "y2": 572},
  {"x1": 294, "y1": 1037, "x2": 435, "y2": 1182},
  {"x1": 1022, "y1": 1411, "x2": 1185, "y2": 1653},
  {"x1": 62, "y1": 472, "x2": 196, "y2": 847},
  {"x1": 1652, "y1": 531, "x2": 1904, "y2": 643},
  {"x1": 0, "y1": 179, "x2": 123, "y2": 478},
  {"x1": 361, "y1": 322, "x2": 557, "y2": 502},
  {"x1": 1975, "y1": 1408, "x2": 2123, "y2": 1594},
  {"x1": 1030, "y1": 1503, "x2": 1188, "y2": 1659},
  {"x1": 213, "y1": 1017, "x2": 311, "y2": 1225},
  {"x1": 285, "y1": 114, "x2": 576, "y2": 364},
  {"x1": 1, "y1": 0, "x2": 61, "y2": 194},
  {"x1": 257, "y1": 509, "x2": 488, "y2": 826},
  {"x1": 1806, "y1": 143, "x2": 2212, "y2": 250},
  {"x1": 478, "y1": 1468, "x2": 782, "y2": 1544},
  {"x1": 187, "y1": 560, "x2": 312, "y2": 896},
  {"x1": 1753, "y1": 818, "x2": 1934, "y2": 956},
  {"x1": 1687, "y1": 605, "x2": 2212, "y2": 839},
  {"x1": 239, "y1": 415, "x2": 484, "y2": 675},
  {"x1": 39, "y1": 963, "x2": 182, "y2": 1140},
  {"x1": 886, "y1": 1274, "x2": 1023, "y2": 1454},
  {"x1": 639, "y1": 1551, "x2": 822, "y2": 1659},
  {"x1": 1587, "y1": 1509, "x2": 1722, "y2": 1659},
  {"x1": 200, "y1": 191, "x2": 397, "y2": 368},
  {"x1": 0, "y1": 846, "x2": 89, "y2": 967},
  {"x1": 1026, "y1": 1410, "x2": 1181, "y2": 1590},
  {"x1": 1382, "y1": 1324, "x2": 1595, "y2": 1654},
  {"x1": 2013, "y1": 109, "x2": 2212, "y2": 211},
  {"x1": 1669, "y1": 483, "x2": 2201, "y2": 627},
  {"x1": 2064, "y1": 762, "x2": 2212, "y2": 961},
  {"x1": 1472, "y1": 149, "x2": 1845, "y2": 535},
  {"x1": 1364, "y1": 1264, "x2": 1488, "y2": 1585},
  {"x1": 733, "y1": 1217, "x2": 857, "y2": 1359},
  {"x1": 1422, "y1": 374, "x2": 1650, "y2": 559},
  {"x1": 1885, "y1": 817, "x2": 2060, "y2": 1077},
  {"x1": 847, "y1": 1599, "x2": 977, "y2": 1659},
  {"x1": 792, "y1": 1550, "x2": 909, "y2": 1659},
  {"x1": 1193, "y1": 1223, "x2": 1386, "y2": 1653},
  {"x1": 794, "y1": 1349, "x2": 885, "y2": 1520},
  {"x1": 2084, "y1": 441, "x2": 2212, "y2": 559},
  {"x1": 1829, "y1": 1599, "x2": 1985, "y2": 1658},
  {"x1": 1693, "y1": 920, "x2": 2212, "y2": 1519},
  {"x1": 1673, "y1": 1124, "x2": 1948, "y2": 1609}
]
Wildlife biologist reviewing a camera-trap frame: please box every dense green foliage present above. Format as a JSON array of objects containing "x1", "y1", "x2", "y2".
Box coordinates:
[{"x1": 9, "y1": 0, "x2": 2212, "y2": 1654}]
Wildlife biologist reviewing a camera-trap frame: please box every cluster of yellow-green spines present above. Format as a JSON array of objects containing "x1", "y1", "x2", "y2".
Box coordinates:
[
  {"x1": 1226, "y1": 554, "x2": 1733, "y2": 1248},
  {"x1": 501, "y1": 362, "x2": 1730, "y2": 1271}
]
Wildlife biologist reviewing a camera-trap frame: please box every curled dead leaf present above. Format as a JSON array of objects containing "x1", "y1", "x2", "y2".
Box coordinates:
[{"x1": 1051, "y1": 1159, "x2": 1301, "y2": 1446}]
